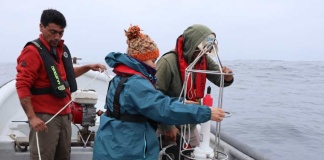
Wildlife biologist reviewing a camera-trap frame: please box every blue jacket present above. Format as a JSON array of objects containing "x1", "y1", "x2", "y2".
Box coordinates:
[{"x1": 93, "y1": 52, "x2": 211, "y2": 160}]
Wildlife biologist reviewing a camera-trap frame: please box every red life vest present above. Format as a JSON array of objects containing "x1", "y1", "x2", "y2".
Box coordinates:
[
  {"x1": 113, "y1": 64, "x2": 155, "y2": 86},
  {"x1": 175, "y1": 36, "x2": 207, "y2": 101}
]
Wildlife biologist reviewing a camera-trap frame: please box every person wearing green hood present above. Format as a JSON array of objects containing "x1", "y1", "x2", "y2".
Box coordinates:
[
  {"x1": 93, "y1": 25, "x2": 226, "y2": 160},
  {"x1": 155, "y1": 24, "x2": 234, "y2": 158}
]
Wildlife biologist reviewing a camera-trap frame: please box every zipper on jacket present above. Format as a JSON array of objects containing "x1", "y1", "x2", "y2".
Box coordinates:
[{"x1": 143, "y1": 132, "x2": 147, "y2": 158}]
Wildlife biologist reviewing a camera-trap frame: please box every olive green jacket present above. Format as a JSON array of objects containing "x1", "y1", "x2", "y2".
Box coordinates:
[{"x1": 155, "y1": 24, "x2": 234, "y2": 131}]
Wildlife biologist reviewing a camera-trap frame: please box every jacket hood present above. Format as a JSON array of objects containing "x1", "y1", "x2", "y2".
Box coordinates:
[
  {"x1": 105, "y1": 52, "x2": 154, "y2": 78},
  {"x1": 182, "y1": 24, "x2": 215, "y2": 62}
]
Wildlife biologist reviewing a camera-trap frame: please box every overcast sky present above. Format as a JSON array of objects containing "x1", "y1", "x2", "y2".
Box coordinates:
[{"x1": 1, "y1": 0, "x2": 323, "y2": 63}]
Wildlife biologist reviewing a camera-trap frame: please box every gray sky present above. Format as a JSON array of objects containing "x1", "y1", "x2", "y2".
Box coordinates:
[{"x1": 1, "y1": 0, "x2": 323, "y2": 63}]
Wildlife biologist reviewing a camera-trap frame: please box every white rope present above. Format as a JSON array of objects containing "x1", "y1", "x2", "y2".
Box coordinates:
[
  {"x1": 176, "y1": 41, "x2": 225, "y2": 160},
  {"x1": 36, "y1": 69, "x2": 109, "y2": 160},
  {"x1": 158, "y1": 134, "x2": 176, "y2": 160},
  {"x1": 103, "y1": 70, "x2": 112, "y2": 84},
  {"x1": 159, "y1": 143, "x2": 176, "y2": 160}
]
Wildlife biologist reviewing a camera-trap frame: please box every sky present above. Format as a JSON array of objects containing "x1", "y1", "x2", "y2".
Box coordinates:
[{"x1": 0, "y1": 0, "x2": 323, "y2": 63}]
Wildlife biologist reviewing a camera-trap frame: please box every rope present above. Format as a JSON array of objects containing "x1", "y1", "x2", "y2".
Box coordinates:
[
  {"x1": 36, "y1": 69, "x2": 110, "y2": 160},
  {"x1": 158, "y1": 134, "x2": 177, "y2": 160},
  {"x1": 9, "y1": 134, "x2": 28, "y2": 152}
]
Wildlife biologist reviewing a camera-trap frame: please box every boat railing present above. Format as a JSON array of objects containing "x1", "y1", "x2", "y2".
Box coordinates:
[{"x1": 211, "y1": 124, "x2": 272, "y2": 160}]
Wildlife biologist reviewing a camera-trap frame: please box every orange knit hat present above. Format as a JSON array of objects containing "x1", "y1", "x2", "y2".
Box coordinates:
[{"x1": 125, "y1": 25, "x2": 159, "y2": 61}]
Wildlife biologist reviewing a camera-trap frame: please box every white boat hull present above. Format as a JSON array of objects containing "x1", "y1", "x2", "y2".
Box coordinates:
[{"x1": 0, "y1": 69, "x2": 269, "y2": 160}]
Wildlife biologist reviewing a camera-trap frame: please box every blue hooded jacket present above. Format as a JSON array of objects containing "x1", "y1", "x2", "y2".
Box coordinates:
[{"x1": 93, "y1": 52, "x2": 211, "y2": 160}]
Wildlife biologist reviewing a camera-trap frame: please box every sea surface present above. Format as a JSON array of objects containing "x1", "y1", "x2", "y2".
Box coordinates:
[{"x1": 1, "y1": 61, "x2": 324, "y2": 160}]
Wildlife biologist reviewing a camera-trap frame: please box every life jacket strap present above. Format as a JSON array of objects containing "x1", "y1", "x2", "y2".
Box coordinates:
[
  {"x1": 105, "y1": 76, "x2": 158, "y2": 129},
  {"x1": 30, "y1": 80, "x2": 70, "y2": 95}
]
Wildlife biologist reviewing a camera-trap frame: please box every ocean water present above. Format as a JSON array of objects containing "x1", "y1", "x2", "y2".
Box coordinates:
[
  {"x1": 216, "y1": 60, "x2": 324, "y2": 160},
  {"x1": 0, "y1": 62, "x2": 17, "y2": 85},
  {"x1": 1, "y1": 61, "x2": 324, "y2": 160}
]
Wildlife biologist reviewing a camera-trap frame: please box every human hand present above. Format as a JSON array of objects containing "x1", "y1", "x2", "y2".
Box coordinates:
[
  {"x1": 210, "y1": 107, "x2": 225, "y2": 122},
  {"x1": 88, "y1": 64, "x2": 107, "y2": 72},
  {"x1": 29, "y1": 116, "x2": 48, "y2": 132},
  {"x1": 222, "y1": 66, "x2": 233, "y2": 81},
  {"x1": 163, "y1": 127, "x2": 179, "y2": 142}
]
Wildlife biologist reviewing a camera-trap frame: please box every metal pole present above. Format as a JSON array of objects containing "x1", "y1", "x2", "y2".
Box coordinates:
[{"x1": 180, "y1": 40, "x2": 233, "y2": 160}]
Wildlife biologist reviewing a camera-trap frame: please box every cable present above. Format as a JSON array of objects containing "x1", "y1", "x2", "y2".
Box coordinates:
[
  {"x1": 159, "y1": 143, "x2": 176, "y2": 160},
  {"x1": 35, "y1": 69, "x2": 110, "y2": 160},
  {"x1": 158, "y1": 135, "x2": 176, "y2": 160},
  {"x1": 176, "y1": 42, "x2": 230, "y2": 160}
]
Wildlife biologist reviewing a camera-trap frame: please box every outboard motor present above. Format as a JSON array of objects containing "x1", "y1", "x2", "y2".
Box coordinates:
[{"x1": 71, "y1": 90, "x2": 98, "y2": 143}]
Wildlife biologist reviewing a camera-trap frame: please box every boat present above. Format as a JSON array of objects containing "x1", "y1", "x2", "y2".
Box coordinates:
[{"x1": 0, "y1": 62, "x2": 271, "y2": 160}]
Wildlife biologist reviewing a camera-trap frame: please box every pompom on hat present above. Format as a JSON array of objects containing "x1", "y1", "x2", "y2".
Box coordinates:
[{"x1": 125, "y1": 25, "x2": 159, "y2": 61}]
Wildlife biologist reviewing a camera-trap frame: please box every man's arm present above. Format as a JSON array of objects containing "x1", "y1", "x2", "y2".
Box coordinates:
[
  {"x1": 73, "y1": 63, "x2": 107, "y2": 77},
  {"x1": 16, "y1": 45, "x2": 48, "y2": 132},
  {"x1": 206, "y1": 56, "x2": 234, "y2": 87},
  {"x1": 20, "y1": 97, "x2": 36, "y2": 120},
  {"x1": 19, "y1": 97, "x2": 47, "y2": 132}
]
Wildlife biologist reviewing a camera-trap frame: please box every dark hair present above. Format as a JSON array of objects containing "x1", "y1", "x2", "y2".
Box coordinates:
[{"x1": 40, "y1": 9, "x2": 66, "y2": 28}]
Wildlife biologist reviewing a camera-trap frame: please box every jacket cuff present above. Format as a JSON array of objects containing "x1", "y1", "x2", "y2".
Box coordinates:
[{"x1": 225, "y1": 77, "x2": 234, "y2": 84}]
